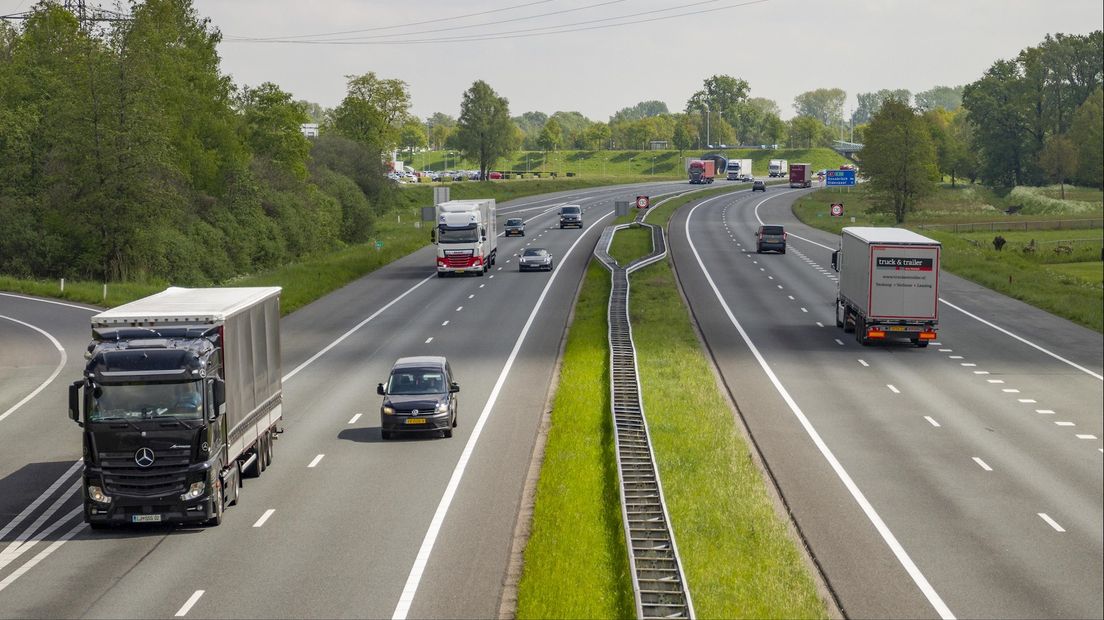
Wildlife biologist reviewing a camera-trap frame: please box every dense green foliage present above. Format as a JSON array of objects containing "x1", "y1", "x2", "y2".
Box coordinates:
[
  {"x1": 0, "y1": 1, "x2": 388, "y2": 284},
  {"x1": 455, "y1": 80, "x2": 520, "y2": 180},
  {"x1": 857, "y1": 100, "x2": 938, "y2": 223}
]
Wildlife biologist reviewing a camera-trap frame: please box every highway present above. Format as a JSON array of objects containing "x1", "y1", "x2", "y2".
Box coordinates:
[
  {"x1": 667, "y1": 186, "x2": 1103, "y2": 619},
  {"x1": 0, "y1": 180, "x2": 692, "y2": 619}
]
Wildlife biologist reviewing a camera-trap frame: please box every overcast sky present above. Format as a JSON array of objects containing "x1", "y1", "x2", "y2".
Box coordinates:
[{"x1": 4, "y1": 0, "x2": 1103, "y2": 120}]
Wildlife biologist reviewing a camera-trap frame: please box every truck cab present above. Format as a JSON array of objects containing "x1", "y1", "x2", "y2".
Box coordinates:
[{"x1": 434, "y1": 199, "x2": 497, "y2": 276}]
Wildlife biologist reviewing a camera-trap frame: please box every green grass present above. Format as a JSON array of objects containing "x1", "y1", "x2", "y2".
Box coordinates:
[
  {"x1": 792, "y1": 184, "x2": 1104, "y2": 332},
  {"x1": 1046, "y1": 261, "x2": 1104, "y2": 284},
  {"x1": 518, "y1": 184, "x2": 827, "y2": 618}
]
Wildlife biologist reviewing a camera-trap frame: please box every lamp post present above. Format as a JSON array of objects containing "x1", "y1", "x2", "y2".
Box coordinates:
[{"x1": 704, "y1": 103, "x2": 711, "y2": 148}]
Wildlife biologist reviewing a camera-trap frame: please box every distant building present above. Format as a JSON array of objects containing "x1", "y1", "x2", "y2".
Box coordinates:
[
  {"x1": 300, "y1": 123, "x2": 319, "y2": 138},
  {"x1": 649, "y1": 140, "x2": 668, "y2": 150}
]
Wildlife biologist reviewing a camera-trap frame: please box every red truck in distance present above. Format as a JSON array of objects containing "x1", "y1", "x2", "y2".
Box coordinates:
[
  {"x1": 789, "y1": 163, "x2": 812, "y2": 188},
  {"x1": 688, "y1": 160, "x2": 715, "y2": 184}
]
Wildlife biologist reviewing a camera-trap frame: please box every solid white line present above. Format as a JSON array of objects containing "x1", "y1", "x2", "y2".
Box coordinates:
[
  {"x1": 175, "y1": 590, "x2": 205, "y2": 617},
  {"x1": 0, "y1": 315, "x2": 68, "y2": 424},
  {"x1": 425, "y1": 337, "x2": 433, "y2": 344},
  {"x1": 925, "y1": 416, "x2": 941, "y2": 427},
  {"x1": 972, "y1": 457, "x2": 992, "y2": 471},
  {"x1": 348, "y1": 413, "x2": 363, "y2": 424},
  {"x1": 1075, "y1": 434, "x2": 1097, "y2": 439},
  {"x1": 887, "y1": 384, "x2": 900, "y2": 394},
  {"x1": 0, "y1": 518, "x2": 84, "y2": 595},
  {"x1": 307, "y1": 454, "x2": 325, "y2": 468},
  {"x1": 858, "y1": 359, "x2": 869, "y2": 367},
  {"x1": 252, "y1": 509, "x2": 275, "y2": 528},
  {"x1": 685, "y1": 199, "x2": 955, "y2": 620},
  {"x1": 1038, "y1": 513, "x2": 1065, "y2": 532},
  {"x1": 0, "y1": 291, "x2": 100, "y2": 312},
  {"x1": 391, "y1": 209, "x2": 617, "y2": 620},
  {"x1": 282, "y1": 275, "x2": 435, "y2": 382}
]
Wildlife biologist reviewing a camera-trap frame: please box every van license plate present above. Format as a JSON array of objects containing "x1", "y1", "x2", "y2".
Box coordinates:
[
  {"x1": 132, "y1": 514, "x2": 162, "y2": 523},
  {"x1": 405, "y1": 418, "x2": 426, "y2": 425}
]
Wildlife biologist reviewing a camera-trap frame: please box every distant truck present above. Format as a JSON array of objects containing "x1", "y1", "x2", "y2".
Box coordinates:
[
  {"x1": 789, "y1": 163, "x2": 813, "y2": 188},
  {"x1": 768, "y1": 159, "x2": 788, "y2": 177},
  {"x1": 69, "y1": 287, "x2": 283, "y2": 528},
  {"x1": 831, "y1": 227, "x2": 941, "y2": 347},
  {"x1": 433, "y1": 199, "x2": 497, "y2": 276},
  {"x1": 688, "y1": 160, "x2": 715, "y2": 184},
  {"x1": 726, "y1": 158, "x2": 753, "y2": 180}
]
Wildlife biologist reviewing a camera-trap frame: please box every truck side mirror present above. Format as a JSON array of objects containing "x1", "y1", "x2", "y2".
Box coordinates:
[
  {"x1": 377, "y1": 383, "x2": 386, "y2": 396},
  {"x1": 831, "y1": 250, "x2": 839, "y2": 272},
  {"x1": 481, "y1": 226, "x2": 487, "y2": 242},
  {"x1": 430, "y1": 229, "x2": 437, "y2": 243},
  {"x1": 449, "y1": 382, "x2": 460, "y2": 393},
  {"x1": 68, "y1": 380, "x2": 83, "y2": 425},
  {"x1": 210, "y1": 378, "x2": 225, "y2": 421}
]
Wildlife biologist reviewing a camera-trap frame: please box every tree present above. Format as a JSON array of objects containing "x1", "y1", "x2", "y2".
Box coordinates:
[
  {"x1": 853, "y1": 89, "x2": 911, "y2": 125},
  {"x1": 861, "y1": 100, "x2": 938, "y2": 224},
  {"x1": 672, "y1": 115, "x2": 695, "y2": 155},
  {"x1": 582, "y1": 122, "x2": 611, "y2": 150},
  {"x1": 610, "y1": 100, "x2": 669, "y2": 123},
  {"x1": 399, "y1": 119, "x2": 427, "y2": 162},
  {"x1": 239, "y1": 82, "x2": 312, "y2": 180},
  {"x1": 455, "y1": 80, "x2": 519, "y2": 181},
  {"x1": 787, "y1": 116, "x2": 830, "y2": 148},
  {"x1": 1038, "y1": 135, "x2": 1079, "y2": 198},
  {"x1": 425, "y1": 112, "x2": 455, "y2": 150},
  {"x1": 537, "y1": 118, "x2": 563, "y2": 151},
  {"x1": 793, "y1": 88, "x2": 846, "y2": 126},
  {"x1": 686, "y1": 75, "x2": 750, "y2": 128},
  {"x1": 296, "y1": 100, "x2": 328, "y2": 123},
  {"x1": 1070, "y1": 87, "x2": 1103, "y2": 188},
  {"x1": 914, "y1": 85, "x2": 964, "y2": 112},
  {"x1": 330, "y1": 72, "x2": 411, "y2": 155}
]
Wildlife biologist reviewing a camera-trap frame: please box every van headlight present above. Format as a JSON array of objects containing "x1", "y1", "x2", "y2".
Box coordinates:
[
  {"x1": 382, "y1": 405, "x2": 395, "y2": 415},
  {"x1": 435, "y1": 402, "x2": 449, "y2": 414},
  {"x1": 180, "y1": 481, "x2": 205, "y2": 501},
  {"x1": 88, "y1": 485, "x2": 111, "y2": 504}
]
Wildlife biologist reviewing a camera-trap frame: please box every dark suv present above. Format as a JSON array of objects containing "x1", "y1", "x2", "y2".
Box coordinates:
[
  {"x1": 559, "y1": 205, "x2": 583, "y2": 229},
  {"x1": 377, "y1": 356, "x2": 459, "y2": 439},
  {"x1": 504, "y1": 218, "x2": 525, "y2": 236},
  {"x1": 756, "y1": 225, "x2": 787, "y2": 254},
  {"x1": 752, "y1": 179, "x2": 766, "y2": 192}
]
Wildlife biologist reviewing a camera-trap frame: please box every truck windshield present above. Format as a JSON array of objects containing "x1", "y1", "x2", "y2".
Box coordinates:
[
  {"x1": 387, "y1": 368, "x2": 446, "y2": 395},
  {"x1": 91, "y1": 381, "x2": 203, "y2": 422},
  {"x1": 438, "y1": 225, "x2": 479, "y2": 243}
]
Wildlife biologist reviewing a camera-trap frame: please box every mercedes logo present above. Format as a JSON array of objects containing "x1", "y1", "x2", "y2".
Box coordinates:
[
  {"x1": 411, "y1": 409, "x2": 419, "y2": 415},
  {"x1": 134, "y1": 447, "x2": 156, "y2": 468}
]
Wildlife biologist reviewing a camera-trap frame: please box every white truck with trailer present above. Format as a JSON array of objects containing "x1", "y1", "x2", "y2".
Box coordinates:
[
  {"x1": 433, "y1": 199, "x2": 497, "y2": 277},
  {"x1": 726, "y1": 158, "x2": 753, "y2": 181},
  {"x1": 69, "y1": 287, "x2": 283, "y2": 527},
  {"x1": 831, "y1": 227, "x2": 941, "y2": 347},
  {"x1": 768, "y1": 159, "x2": 788, "y2": 178}
]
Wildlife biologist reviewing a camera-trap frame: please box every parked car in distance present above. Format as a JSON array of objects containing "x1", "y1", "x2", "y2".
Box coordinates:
[
  {"x1": 518, "y1": 248, "x2": 554, "y2": 271},
  {"x1": 504, "y1": 218, "x2": 525, "y2": 236},
  {"x1": 488, "y1": 171, "x2": 503, "y2": 180},
  {"x1": 752, "y1": 179, "x2": 766, "y2": 192},
  {"x1": 559, "y1": 204, "x2": 583, "y2": 229},
  {"x1": 756, "y1": 225, "x2": 787, "y2": 254},
  {"x1": 377, "y1": 356, "x2": 459, "y2": 440}
]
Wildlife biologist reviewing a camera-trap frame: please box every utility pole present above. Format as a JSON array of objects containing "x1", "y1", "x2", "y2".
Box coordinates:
[{"x1": 704, "y1": 103, "x2": 711, "y2": 148}]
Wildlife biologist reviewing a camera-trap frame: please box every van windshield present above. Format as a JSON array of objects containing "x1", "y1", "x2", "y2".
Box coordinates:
[
  {"x1": 561, "y1": 207, "x2": 580, "y2": 214},
  {"x1": 762, "y1": 226, "x2": 784, "y2": 235},
  {"x1": 387, "y1": 368, "x2": 446, "y2": 395}
]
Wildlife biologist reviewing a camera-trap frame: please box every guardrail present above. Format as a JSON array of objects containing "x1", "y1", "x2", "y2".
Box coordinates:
[{"x1": 916, "y1": 218, "x2": 1103, "y2": 233}]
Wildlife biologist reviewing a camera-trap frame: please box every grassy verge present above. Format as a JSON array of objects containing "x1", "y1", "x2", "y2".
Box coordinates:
[
  {"x1": 793, "y1": 185, "x2": 1103, "y2": 332},
  {"x1": 518, "y1": 185, "x2": 827, "y2": 618}
]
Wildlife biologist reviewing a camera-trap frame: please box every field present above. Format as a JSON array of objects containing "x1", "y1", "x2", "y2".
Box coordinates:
[{"x1": 792, "y1": 183, "x2": 1103, "y2": 332}]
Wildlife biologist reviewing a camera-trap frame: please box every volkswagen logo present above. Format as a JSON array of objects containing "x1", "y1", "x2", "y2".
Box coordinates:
[
  {"x1": 134, "y1": 447, "x2": 156, "y2": 468},
  {"x1": 411, "y1": 409, "x2": 419, "y2": 415}
]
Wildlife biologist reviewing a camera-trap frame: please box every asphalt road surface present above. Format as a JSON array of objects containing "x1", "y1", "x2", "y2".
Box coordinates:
[
  {"x1": 0, "y1": 179, "x2": 700, "y2": 619},
  {"x1": 668, "y1": 186, "x2": 1103, "y2": 619}
]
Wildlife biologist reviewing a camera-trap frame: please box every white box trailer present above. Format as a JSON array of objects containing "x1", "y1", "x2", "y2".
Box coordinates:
[
  {"x1": 831, "y1": 227, "x2": 941, "y2": 346},
  {"x1": 726, "y1": 159, "x2": 753, "y2": 180},
  {"x1": 433, "y1": 199, "x2": 497, "y2": 276}
]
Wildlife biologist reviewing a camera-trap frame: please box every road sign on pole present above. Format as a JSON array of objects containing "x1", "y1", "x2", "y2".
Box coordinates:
[
  {"x1": 830, "y1": 203, "x2": 844, "y2": 217},
  {"x1": 636, "y1": 195, "x2": 650, "y2": 209},
  {"x1": 825, "y1": 170, "x2": 856, "y2": 186}
]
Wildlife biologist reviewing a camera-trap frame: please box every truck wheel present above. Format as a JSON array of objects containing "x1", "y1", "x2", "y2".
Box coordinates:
[
  {"x1": 258, "y1": 433, "x2": 268, "y2": 473},
  {"x1": 229, "y1": 463, "x2": 241, "y2": 507},
  {"x1": 843, "y1": 308, "x2": 856, "y2": 333},
  {"x1": 912, "y1": 339, "x2": 929, "y2": 348},
  {"x1": 437, "y1": 272, "x2": 445, "y2": 278},
  {"x1": 89, "y1": 522, "x2": 111, "y2": 531},
  {"x1": 856, "y1": 317, "x2": 869, "y2": 346},
  {"x1": 443, "y1": 427, "x2": 453, "y2": 438},
  {"x1": 207, "y1": 483, "x2": 224, "y2": 527},
  {"x1": 835, "y1": 303, "x2": 845, "y2": 328},
  {"x1": 381, "y1": 430, "x2": 392, "y2": 440},
  {"x1": 263, "y1": 431, "x2": 273, "y2": 467}
]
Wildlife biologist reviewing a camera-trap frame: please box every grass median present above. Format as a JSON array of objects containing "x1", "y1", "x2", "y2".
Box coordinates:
[{"x1": 517, "y1": 186, "x2": 827, "y2": 618}]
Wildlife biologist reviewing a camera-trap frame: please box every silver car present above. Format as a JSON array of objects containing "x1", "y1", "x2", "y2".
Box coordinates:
[
  {"x1": 505, "y1": 218, "x2": 525, "y2": 237},
  {"x1": 518, "y1": 248, "x2": 554, "y2": 272}
]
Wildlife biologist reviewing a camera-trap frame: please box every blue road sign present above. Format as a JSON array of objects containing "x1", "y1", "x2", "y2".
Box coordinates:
[{"x1": 825, "y1": 169, "x2": 856, "y2": 186}]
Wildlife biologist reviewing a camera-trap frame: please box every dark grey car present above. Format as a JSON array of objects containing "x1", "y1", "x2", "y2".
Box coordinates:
[
  {"x1": 519, "y1": 247, "x2": 554, "y2": 271},
  {"x1": 756, "y1": 225, "x2": 786, "y2": 253},
  {"x1": 505, "y1": 218, "x2": 525, "y2": 236},
  {"x1": 559, "y1": 205, "x2": 583, "y2": 229},
  {"x1": 752, "y1": 179, "x2": 766, "y2": 192},
  {"x1": 377, "y1": 356, "x2": 459, "y2": 439}
]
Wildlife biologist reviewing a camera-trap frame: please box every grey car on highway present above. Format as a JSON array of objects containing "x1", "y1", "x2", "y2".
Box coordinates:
[
  {"x1": 505, "y1": 218, "x2": 525, "y2": 236},
  {"x1": 377, "y1": 356, "x2": 459, "y2": 439},
  {"x1": 518, "y1": 247, "x2": 554, "y2": 271}
]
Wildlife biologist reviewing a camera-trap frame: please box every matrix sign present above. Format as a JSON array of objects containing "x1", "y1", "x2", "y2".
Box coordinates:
[{"x1": 825, "y1": 170, "x2": 856, "y2": 186}]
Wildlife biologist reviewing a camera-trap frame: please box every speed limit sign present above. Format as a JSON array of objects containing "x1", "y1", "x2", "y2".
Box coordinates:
[
  {"x1": 636, "y1": 195, "x2": 650, "y2": 209},
  {"x1": 830, "y1": 202, "x2": 844, "y2": 217}
]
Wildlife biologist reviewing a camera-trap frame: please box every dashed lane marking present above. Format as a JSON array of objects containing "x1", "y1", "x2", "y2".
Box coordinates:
[
  {"x1": 175, "y1": 591, "x2": 205, "y2": 617},
  {"x1": 887, "y1": 384, "x2": 900, "y2": 394},
  {"x1": 348, "y1": 413, "x2": 362, "y2": 424},
  {"x1": 1038, "y1": 513, "x2": 1065, "y2": 532},
  {"x1": 925, "y1": 416, "x2": 941, "y2": 427},
  {"x1": 308, "y1": 454, "x2": 324, "y2": 468},
  {"x1": 425, "y1": 337, "x2": 433, "y2": 344},
  {"x1": 253, "y1": 509, "x2": 275, "y2": 528},
  {"x1": 972, "y1": 457, "x2": 992, "y2": 471},
  {"x1": 858, "y1": 359, "x2": 869, "y2": 367}
]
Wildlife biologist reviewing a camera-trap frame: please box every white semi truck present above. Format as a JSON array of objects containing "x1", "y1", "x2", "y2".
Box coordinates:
[
  {"x1": 726, "y1": 159, "x2": 753, "y2": 180},
  {"x1": 69, "y1": 287, "x2": 283, "y2": 527},
  {"x1": 433, "y1": 199, "x2": 497, "y2": 277},
  {"x1": 768, "y1": 159, "x2": 788, "y2": 178},
  {"x1": 831, "y1": 227, "x2": 941, "y2": 347}
]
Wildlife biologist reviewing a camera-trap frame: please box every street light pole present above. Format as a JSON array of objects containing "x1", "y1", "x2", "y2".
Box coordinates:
[{"x1": 704, "y1": 103, "x2": 710, "y2": 148}]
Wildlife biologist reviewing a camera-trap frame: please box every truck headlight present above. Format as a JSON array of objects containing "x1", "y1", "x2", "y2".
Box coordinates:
[
  {"x1": 180, "y1": 481, "x2": 206, "y2": 501},
  {"x1": 435, "y1": 402, "x2": 449, "y2": 414},
  {"x1": 382, "y1": 405, "x2": 395, "y2": 415},
  {"x1": 88, "y1": 485, "x2": 111, "y2": 504}
]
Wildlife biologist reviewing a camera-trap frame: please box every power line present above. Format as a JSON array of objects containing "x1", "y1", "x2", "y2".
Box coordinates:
[
  {"x1": 225, "y1": 0, "x2": 768, "y2": 46},
  {"x1": 226, "y1": 0, "x2": 629, "y2": 43}
]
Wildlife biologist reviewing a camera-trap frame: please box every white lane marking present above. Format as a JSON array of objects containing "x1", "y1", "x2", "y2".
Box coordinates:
[
  {"x1": 960, "y1": 363, "x2": 976, "y2": 367},
  {"x1": 1055, "y1": 421, "x2": 1075, "y2": 426},
  {"x1": 308, "y1": 454, "x2": 325, "y2": 468},
  {"x1": 1, "y1": 480, "x2": 81, "y2": 565},
  {"x1": 175, "y1": 590, "x2": 205, "y2": 617},
  {"x1": 1035, "y1": 409, "x2": 1055, "y2": 414},
  {"x1": 858, "y1": 359, "x2": 869, "y2": 367},
  {"x1": 0, "y1": 460, "x2": 81, "y2": 543},
  {"x1": 801, "y1": 307, "x2": 808, "y2": 313},
  {"x1": 973, "y1": 371, "x2": 990, "y2": 375},
  {"x1": 925, "y1": 416, "x2": 941, "y2": 427},
  {"x1": 0, "y1": 315, "x2": 68, "y2": 424},
  {"x1": 1038, "y1": 513, "x2": 1065, "y2": 532},
  {"x1": 887, "y1": 384, "x2": 900, "y2": 394},
  {"x1": 787, "y1": 295, "x2": 795, "y2": 300},
  {"x1": 425, "y1": 337, "x2": 433, "y2": 344},
  {"x1": 282, "y1": 275, "x2": 434, "y2": 382},
  {"x1": 441, "y1": 320, "x2": 449, "y2": 326},
  {"x1": 931, "y1": 342, "x2": 942, "y2": 346},
  {"x1": 685, "y1": 198, "x2": 956, "y2": 620},
  {"x1": 489, "y1": 275, "x2": 495, "y2": 279},
  {"x1": 1018, "y1": 399, "x2": 1037, "y2": 403},
  {"x1": 816, "y1": 321, "x2": 825, "y2": 327},
  {"x1": 479, "y1": 284, "x2": 485, "y2": 289},
  {"x1": 252, "y1": 509, "x2": 276, "y2": 528},
  {"x1": 0, "y1": 517, "x2": 84, "y2": 595},
  {"x1": 760, "y1": 267, "x2": 765, "y2": 271},
  {"x1": 0, "y1": 291, "x2": 100, "y2": 311},
  {"x1": 1076, "y1": 434, "x2": 1097, "y2": 439},
  {"x1": 467, "y1": 294, "x2": 474, "y2": 299},
  {"x1": 972, "y1": 457, "x2": 993, "y2": 471},
  {"x1": 938, "y1": 349, "x2": 953, "y2": 352},
  {"x1": 949, "y1": 355, "x2": 964, "y2": 359},
  {"x1": 392, "y1": 209, "x2": 617, "y2": 620},
  {"x1": 834, "y1": 339, "x2": 845, "y2": 346},
  {"x1": 455, "y1": 306, "x2": 463, "y2": 312},
  {"x1": 987, "y1": 379, "x2": 1005, "y2": 384},
  {"x1": 1001, "y1": 388, "x2": 1020, "y2": 393},
  {"x1": 348, "y1": 413, "x2": 362, "y2": 424},
  {"x1": 768, "y1": 276, "x2": 774, "y2": 280},
  {"x1": 497, "y1": 267, "x2": 502, "y2": 271}
]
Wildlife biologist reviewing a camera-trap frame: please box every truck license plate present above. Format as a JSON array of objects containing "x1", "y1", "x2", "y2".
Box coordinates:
[
  {"x1": 888, "y1": 326, "x2": 907, "y2": 331},
  {"x1": 405, "y1": 418, "x2": 426, "y2": 425},
  {"x1": 132, "y1": 514, "x2": 162, "y2": 523},
  {"x1": 456, "y1": 270, "x2": 465, "y2": 274}
]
